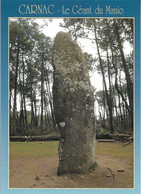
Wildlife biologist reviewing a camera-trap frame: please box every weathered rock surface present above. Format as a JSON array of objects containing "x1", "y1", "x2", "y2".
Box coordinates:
[{"x1": 52, "y1": 32, "x2": 96, "y2": 175}]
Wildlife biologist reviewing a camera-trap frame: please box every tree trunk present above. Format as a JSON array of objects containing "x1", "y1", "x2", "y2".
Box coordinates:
[
  {"x1": 45, "y1": 75, "x2": 56, "y2": 128},
  {"x1": 22, "y1": 55, "x2": 27, "y2": 129},
  {"x1": 30, "y1": 83, "x2": 34, "y2": 129},
  {"x1": 33, "y1": 92, "x2": 38, "y2": 127},
  {"x1": 40, "y1": 59, "x2": 44, "y2": 130},
  {"x1": 93, "y1": 20, "x2": 114, "y2": 133},
  {"x1": 13, "y1": 38, "x2": 20, "y2": 135},
  {"x1": 114, "y1": 19, "x2": 133, "y2": 130}
]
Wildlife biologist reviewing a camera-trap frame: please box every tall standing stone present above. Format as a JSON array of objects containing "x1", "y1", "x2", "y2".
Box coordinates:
[{"x1": 52, "y1": 32, "x2": 96, "y2": 175}]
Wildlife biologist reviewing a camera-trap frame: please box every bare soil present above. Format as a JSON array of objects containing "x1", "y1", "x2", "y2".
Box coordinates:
[{"x1": 9, "y1": 143, "x2": 133, "y2": 188}]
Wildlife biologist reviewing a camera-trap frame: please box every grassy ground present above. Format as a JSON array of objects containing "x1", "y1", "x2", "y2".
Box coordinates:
[
  {"x1": 96, "y1": 142, "x2": 133, "y2": 162},
  {"x1": 10, "y1": 141, "x2": 133, "y2": 160},
  {"x1": 10, "y1": 141, "x2": 58, "y2": 158},
  {"x1": 9, "y1": 141, "x2": 134, "y2": 188}
]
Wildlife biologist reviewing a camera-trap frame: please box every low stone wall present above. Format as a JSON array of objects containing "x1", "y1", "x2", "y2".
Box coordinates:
[
  {"x1": 10, "y1": 134, "x2": 133, "y2": 142},
  {"x1": 96, "y1": 134, "x2": 133, "y2": 142},
  {"x1": 10, "y1": 135, "x2": 60, "y2": 142}
]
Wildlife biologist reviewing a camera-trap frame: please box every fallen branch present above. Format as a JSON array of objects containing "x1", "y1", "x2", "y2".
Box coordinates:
[{"x1": 107, "y1": 168, "x2": 115, "y2": 180}]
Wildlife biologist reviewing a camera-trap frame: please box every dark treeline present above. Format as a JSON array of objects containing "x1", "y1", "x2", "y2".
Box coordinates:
[
  {"x1": 9, "y1": 18, "x2": 133, "y2": 136},
  {"x1": 9, "y1": 19, "x2": 55, "y2": 136}
]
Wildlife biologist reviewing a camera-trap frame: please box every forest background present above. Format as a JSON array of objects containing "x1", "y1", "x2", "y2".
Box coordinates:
[{"x1": 9, "y1": 18, "x2": 133, "y2": 136}]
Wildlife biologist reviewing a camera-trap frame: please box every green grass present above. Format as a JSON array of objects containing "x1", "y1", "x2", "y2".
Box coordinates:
[
  {"x1": 96, "y1": 142, "x2": 133, "y2": 162},
  {"x1": 10, "y1": 141, "x2": 133, "y2": 162},
  {"x1": 10, "y1": 141, "x2": 59, "y2": 158}
]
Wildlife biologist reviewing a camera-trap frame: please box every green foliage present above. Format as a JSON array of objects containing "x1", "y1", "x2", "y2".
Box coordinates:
[
  {"x1": 9, "y1": 18, "x2": 55, "y2": 136},
  {"x1": 96, "y1": 127, "x2": 110, "y2": 136},
  {"x1": 89, "y1": 162, "x2": 98, "y2": 172},
  {"x1": 10, "y1": 18, "x2": 133, "y2": 136},
  {"x1": 84, "y1": 52, "x2": 97, "y2": 72},
  {"x1": 60, "y1": 18, "x2": 133, "y2": 133}
]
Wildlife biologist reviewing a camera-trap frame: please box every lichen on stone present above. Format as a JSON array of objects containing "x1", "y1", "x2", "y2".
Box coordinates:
[{"x1": 52, "y1": 32, "x2": 96, "y2": 175}]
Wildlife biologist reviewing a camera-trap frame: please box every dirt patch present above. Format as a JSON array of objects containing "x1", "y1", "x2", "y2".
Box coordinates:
[{"x1": 9, "y1": 149, "x2": 133, "y2": 188}]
